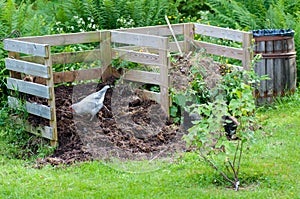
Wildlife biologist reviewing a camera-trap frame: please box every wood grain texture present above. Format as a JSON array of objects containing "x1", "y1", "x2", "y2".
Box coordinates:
[
  {"x1": 8, "y1": 96, "x2": 52, "y2": 120},
  {"x1": 123, "y1": 70, "x2": 160, "y2": 85},
  {"x1": 194, "y1": 23, "x2": 245, "y2": 42},
  {"x1": 112, "y1": 48, "x2": 160, "y2": 65},
  {"x1": 193, "y1": 40, "x2": 243, "y2": 60},
  {"x1": 111, "y1": 31, "x2": 168, "y2": 50},
  {"x1": 117, "y1": 24, "x2": 184, "y2": 36},
  {"x1": 7, "y1": 78, "x2": 50, "y2": 99},
  {"x1": 5, "y1": 58, "x2": 50, "y2": 78},
  {"x1": 4, "y1": 39, "x2": 48, "y2": 57},
  {"x1": 15, "y1": 31, "x2": 100, "y2": 46}
]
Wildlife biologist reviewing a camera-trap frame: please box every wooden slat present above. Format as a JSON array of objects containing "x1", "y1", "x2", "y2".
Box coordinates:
[
  {"x1": 256, "y1": 59, "x2": 266, "y2": 97},
  {"x1": 52, "y1": 50, "x2": 100, "y2": 65},
  {"x1": 159, "y1": 37, "x2": 170, "y2": 116},
  {"x1": 3, "y1": 39, "x2": 48, "y2": 57},
  {"x1": 242, "y1": 33, "x2": 253, "y2": 69},
  {"x1": 111, "y1": 31, "x2": 168, "y2": 50},
  {"x1": 194, "y1": 23, "x2": 244, "y2": 42},
  {"x1": 11, "y1": 116, "x2": 53, "y2": 140},
  {"x1": 21, "y1": 49, "x2": 101, "y2": 65},
  {"x1": 169, "y1": 41, "x2": 185, "y2": 53},
  {"x1": 8, "y1": 96, "x2": 52, "y2": 120},
  {"x1": 193, "y1": 40, "x2": 243, "y2": 60},
  {"x1": 123, "y1": 70, "x2": 160, "y2": 85},
  {"x1": 15, "y1": 31, "x2": 100, "y2": 46},
  {"x1": 184, "y1": 23, "x2": 194, "y2": 52},
  {"x1": 7, "y1": 78, "x2": 50, "y2": 99},
  {"x1": 24, "y1": 123, "x2": 53, "y2": 140},
  {"x1": 100, "y1": 31, "x2": 113, "y2": 81},
  {"x1": 118, "y1": 24, "x2": 184, "y2": 36},
  {"x1": 112, "y1": 48, "x2": 160, "y2": 65},
  {"x1": 52, "y1": 68, "x2": 103, "y2": 83},
  {"x1": 136, "y1": 89, "x2": 160, "y2": 103},
  {"x1": 35, "y1": 67, "x2": 122, "y2": 84},
  {"x1": 44, "y1": 46, "x2": 58, "y2": 146},
  {"x1": 5, "y1": 58, "x2": 50, "y2": 78}
]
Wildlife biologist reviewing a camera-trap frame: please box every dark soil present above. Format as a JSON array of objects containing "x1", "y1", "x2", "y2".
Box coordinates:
[
  {"x1": 28, "y1": 80, "x2": 186, "y2": 166},
  {"x1": 26, "y1": 53, "x2": 205, "y2": 166}
]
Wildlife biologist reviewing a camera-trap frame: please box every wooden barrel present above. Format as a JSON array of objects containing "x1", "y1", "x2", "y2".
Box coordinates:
[{"x1": 253, "y1": 29, "x2": 297, "y2": 104}]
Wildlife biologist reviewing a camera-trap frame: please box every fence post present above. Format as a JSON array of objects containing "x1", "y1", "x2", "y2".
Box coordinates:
[
  {"x1": 242, "y1": 32, "x2": 253, "y2": 70},
  {"x1": 184, "y1": 23, "x2": 194, "y2": 52},
  {"x1": 45, "y1": 45, "x2": 58, "y2": 146},
  {"x1": 100, "y1": 31, "x2": 112, "y2": 82},
  {"x1": 159, "y1": 37, "x2": 170, "y2": 117}
]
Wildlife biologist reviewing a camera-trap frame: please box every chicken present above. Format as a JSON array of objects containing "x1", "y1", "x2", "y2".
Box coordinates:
[{"x1": 69, "y1": 85, "x2": 111, "y2": 121}]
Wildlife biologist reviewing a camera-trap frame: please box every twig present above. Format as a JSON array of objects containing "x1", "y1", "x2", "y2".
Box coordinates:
[
  {"x1": 165, "y1": 15, "x2": 183, "y2": 56},
  {"x1": 228, "y1": 160, "x2": 238, "y2": 181},
  {"x1": 200, "y1": 150, "x2": 235, "y2": 186},
  {"x1": 233, "y1": 140, "x2": 240, "y2": 168},
  {"x1": 236, "y1": 141, "x2": 243, "y2": 176}
]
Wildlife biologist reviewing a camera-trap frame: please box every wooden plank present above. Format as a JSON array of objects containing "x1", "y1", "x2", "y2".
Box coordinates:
[
  {"x1": 5, "y1": 58, "x2": 50, "y2": 78},
  {"x1": 4, "y1": 39, "x2": 48, "y2": 57},
  {"x1": 25, "y1": 123, "x2": 53, "y2": 140},
  {"x1": 123, "y1": 70, "x2": 160, "y2": 85},
  {"x1": 111, "y1": 31, "x2": 168, "y2": 50},
  {"x1": 266, "y1": 58, "x2": 274, "y2": 98},
  {"x1": 112, "y1": 48, "x2": 160, "y2": 65},
  {"x1": 169, "y1": 41, "x2": 185, "y2": 53},
  {"x1": 44, "y1": 46, "x2": 58, "y2": 146},
  {"x1": 274, "y1": 58, "x2": 283, "y2": 96},
  {"x1": 136, "y1": 89, "x2": 160, "y2": 103},
  {"x1": 11, "y1": 116, "x2": 53, "y2": 140},
  {"x1": 159, "y1": 37, "x2": 170, "y2": 116},
  {"x1": 100, "y1": 31, "x2": 112, "y2": 81},
  {"x1": 193, "y1": 40, "x2": 243, "y2": 60},
  {"x1": 21, "y1": 49, "x2": 101, "y2": 65},
  {"x1": 255, "y1": 59, "x2": 266, "y2": 98},
  {"x1": 7, "y1": 78, "x2": 50, "y2": 99},
  {"x1": 52, "y1": 50, "x2": 100, "y2": 65},
  {"x1": 8, "y1": 96, "x2": 52, "y2": 120},
  {"x1": 53, "y1": 68, "x2": 103, "y2": 83},
  {"x1": 8, "y1": 52, "x2": 22, "y2": 79},
  {"x1": 194, "y1": 23, "x2": 245, "y2": 42},
  {"x1": 35, "y1": 67, "x2": 123, "y2": 84},
  {"x1": 242, "y1": 33, "x2": 253, "y2": 70},
  {"x1": 117, "y1": 24, "x2": 184, "y2": 36},
  {"x1": 184, "y1": 23, "x2": 194, "y2": 52},
  {"x1": 15, "y1": 31, "x2": 100, "y2": 46},
  {"x1": 289, "y1": 57, "x2": 297, "y2": 91}
]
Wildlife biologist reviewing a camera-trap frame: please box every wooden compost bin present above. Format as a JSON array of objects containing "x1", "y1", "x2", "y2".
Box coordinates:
[
  {"x1": 253, "y1": 29, "x2": 297, "y2": 104},
  {"x1": 3, "y1": 23, "x2": 253, "y2": 145}
]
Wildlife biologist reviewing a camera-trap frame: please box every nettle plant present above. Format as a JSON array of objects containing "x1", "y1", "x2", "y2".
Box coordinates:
[{"x1": 183, "y1": 55, "x2": 265, "y2": 190}]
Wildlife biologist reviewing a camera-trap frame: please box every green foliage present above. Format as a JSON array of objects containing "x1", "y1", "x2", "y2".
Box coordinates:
[
  {"x1": 0, "y1": 100, "x2": 54, "y2": 159},
  {"x1": 182, "y1": 55, "x2": 265, "y2": 190}
]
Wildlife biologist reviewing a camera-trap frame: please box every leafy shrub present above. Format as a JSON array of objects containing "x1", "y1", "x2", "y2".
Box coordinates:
[{"x1": 180, "y1": 54, "x2": 266, "y2": 190}]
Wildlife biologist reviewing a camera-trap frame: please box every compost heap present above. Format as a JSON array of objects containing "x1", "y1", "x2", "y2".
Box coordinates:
[{"x1": 28, "y1": 54, "x2": 204, "y2": 166}]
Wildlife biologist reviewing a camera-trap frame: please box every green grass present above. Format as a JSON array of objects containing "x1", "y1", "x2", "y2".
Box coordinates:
[{"x1": 0, "y1": 94, "x2": 300, "y2": 198}]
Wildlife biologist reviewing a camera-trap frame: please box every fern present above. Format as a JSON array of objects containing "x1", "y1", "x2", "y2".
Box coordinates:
[{"x1": 1, "y1": 0, "x2": 16, "y2": 33}]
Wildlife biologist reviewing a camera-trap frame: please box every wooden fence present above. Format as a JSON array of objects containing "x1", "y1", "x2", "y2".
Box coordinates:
[{"x1": 3, "y1": 23, "x2": 253, "y2": 145}]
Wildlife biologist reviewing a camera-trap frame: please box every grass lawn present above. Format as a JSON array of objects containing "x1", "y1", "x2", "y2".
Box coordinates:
[{"x1": 0, "y1": 95, "x2": 299, "y2": 199}]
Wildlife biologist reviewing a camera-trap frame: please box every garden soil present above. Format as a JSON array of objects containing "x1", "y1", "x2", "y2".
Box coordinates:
[{"x1": 29, "y1": 53, "x2": 208, "y2": 166}]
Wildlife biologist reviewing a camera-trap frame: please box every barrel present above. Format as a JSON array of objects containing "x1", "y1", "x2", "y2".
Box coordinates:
[{"x1": 252, "y1": 29, "x2": 297, "y2": 104}]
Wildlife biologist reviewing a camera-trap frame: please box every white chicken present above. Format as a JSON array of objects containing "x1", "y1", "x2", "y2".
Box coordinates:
[{"x1": 69, "y1": 85, "x2": 111, "y2": 121}]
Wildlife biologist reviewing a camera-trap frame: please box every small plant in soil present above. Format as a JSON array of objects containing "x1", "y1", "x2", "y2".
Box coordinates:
[{"x1": 182, "y1": 54, "x2": 266, "y2": 190}]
